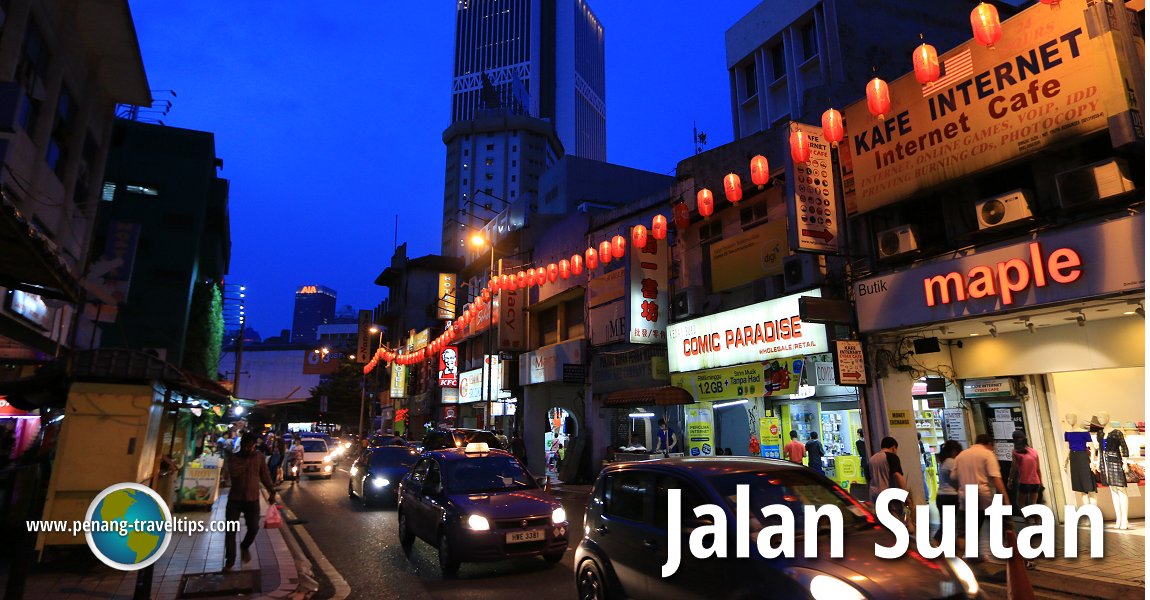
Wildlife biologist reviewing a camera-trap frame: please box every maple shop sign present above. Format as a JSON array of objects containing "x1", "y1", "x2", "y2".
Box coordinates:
[
  {"x1": 667, "y1": 290, "x2": 828, "y2": 373},
  {"x1": 840, "y1": 0, "x2": 1141, "y2": 216},
  {"x1": 854, "y1": 214, "x2": 1144, "y2": 332}
]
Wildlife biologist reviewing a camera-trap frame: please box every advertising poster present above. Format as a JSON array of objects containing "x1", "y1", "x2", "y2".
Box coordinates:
[
  {"x1": 788, "y1": 121, "x2": 841, "y2": 253},
  {"x1": 759, "y1": 417, "x2": 783, "y2": 459},
  {"x1": 709, "y1": 220, "x2": 787, "y2": 292},
  {"x1": 685, "y1": 407, "x2": 714, "y2": 457}
]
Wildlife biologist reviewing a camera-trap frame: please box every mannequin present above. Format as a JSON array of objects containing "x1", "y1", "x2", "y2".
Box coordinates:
[
  {"x1": 1063, "y1": 413, "x2": 1098, "y2": 506},
  {"x1": 1095, "y1": 413, "x2": 1131, "y2": 529}
]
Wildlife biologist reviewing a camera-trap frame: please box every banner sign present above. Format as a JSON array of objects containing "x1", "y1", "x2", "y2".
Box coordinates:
[
  {"x1": 788, "y1": 122, "x2": 841, "y2": 253},
  {"x1": 356, "y1": 310, "x2": 372, "y2": 364},
  {"x1": 303, "y1": 349, "x2": 339, "y2": 375},
  {"x1": 437, "y1": 273, "x2": 457, "y2": 320},
  {"x1": 589, "y1": 300, "x2": 627, "y2": 346},
  {"x1": 888, "y1": 409, "x2": 913, "y2": 428},
  {"x1": 853, "y1": 214, "x2": 1143, "y2": 332},
  {"x1": 671, "y1": 358, "x2": 802, "y2": 401},
  {"x1": 390, "y1": 364, "x2": 407, "y2": 398},
  {"x1": 709, "y1": 219, "x2": 787, "y2": 292},
  {"x1": 497, "y1": 288, "x2": 526, "y2": 350},
  {"x1": 842, "y1": 1, "x2": 1142, "y2": 216},
  {"x1": 519, "y1": 339, "x2": 584, "y2": 385},
  {"x1": 834, "y1": 340, "x2": 867, "y2": 386},
  {"x1": 685, "y1": 407, "x2": 715, "y2": 457},
  {"x1": 759, "y1": 417, "x2": 783, "y2": 459},
  {"x1": 962, "y1": 378, "x2": 1015, "y2": 398},
  {"x1": 438, "y1": 346, "x2": 459, "y2": 387},
  {"x1": 628, "y1": 235, "x2": 668, "y2": 344},
  {"x1": 588, "y1": 268, "x2": 625, "y2": 308},
  {"x1": 667, "y1": 290, "x2": 828, "y2": 373}
]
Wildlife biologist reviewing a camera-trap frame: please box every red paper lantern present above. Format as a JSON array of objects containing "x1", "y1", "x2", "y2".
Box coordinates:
[
  {"x1": 536, "y1": 266, "x2": 547, "y2": 285},
  {"x1": 559, "y1": 259, "x2": 570, "y2": 279},
  {"x1": 866, "y1": 77, "x2": 891, "y2": 120},
  {"x1": 611, "y1": 235, "x2": 626, "y2": 259},
  {"x1": 723, "y1": 172, "x2": 743, "y2": 204},
  {"x1": 821, "y1": 109, "x2": 844, "y2": 146},
  {"x1": 499, "y1": 274, "x2": 510, "y2": 290},
  {"x1": 526, "y1": 268, "x2": 537, "y2": 287},
  {"x1": 548, "y1": 263, "x2": 559, "y2": 283},
  {"x1": 750, "y1": 155, "x2": 770, "y2": 187},
  {"x1": 489, "y1": 276, "x2": 500, "y2": 293},
  {"x1": 571, "y1": 254, "x2": 584, "y2": 275},
  {"x1": 482, "y1": 288, "x2": 491, "y2": 302},
  {"x1": 971, "y1": 3, "x2": 1002, "y2": 49},
  {"x1": 790, "y1": 128, "x2": 811, "y2": 164},
  {"x1": 673, "y1": 202, "x2": 690, "y2": 231},
  {"x1": 912, "y1": 43, "x2": 940, "y2": 85},
  {"x1": 652, "y1": 214, "x2": 668, "y2": 240},
  {"x1": 517, "y1": 270, "x2": 527, "y2": 288},
  {"x1": 696, "y1": 189, "x2": 714, "y2": 218},
  {"x1": 598, "y1": 240, "x2": 612, "y2": 265},
  {"x1": 585, "y1": 247, "x2": 598, "y2": 270},
  {"x1": 632, "y1": 224, "x2": 648, "y2": 250}
]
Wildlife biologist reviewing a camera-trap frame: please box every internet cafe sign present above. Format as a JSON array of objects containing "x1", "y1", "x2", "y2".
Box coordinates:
[
  {"x1": 667, "y1": 290, "x2": 828, "y2": 373},
  {"x1": 841, "y1": 0, "x2": 1143, "y2": 216},
  {"x1": 854, "y1": 214, "x2": 1144, "y2": 332}
]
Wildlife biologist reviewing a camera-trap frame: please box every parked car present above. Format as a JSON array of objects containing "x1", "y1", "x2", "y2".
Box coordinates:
[
  {"x1": 299, "y1": 438, "x2": 334, "y2": 479},
  {"x1": 348, "y1": 446, "x2": 419, "y2": 506},
  {"x1": 397, "y1": 444, "x2": 568, "y2": 577},
  {"x1": 574, "y1": 457, "x2": 983, "y2": 600},
  {"x1": 421, "y1": 428, "x2": 504, "y2": 452}
]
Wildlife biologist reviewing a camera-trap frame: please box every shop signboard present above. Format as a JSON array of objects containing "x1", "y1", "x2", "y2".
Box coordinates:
[
  {"x1": 458, "y1": 367, "x2": 483, "y2": 404},
  {"x1": 304, "y1": 349, "x2": 340, "y2": 375},
  {"x1": 672, "y1": 359, "x2": 803, "y2": 401},
  {"x1": 440, "y1": 386, "x2": 458, "y2": 405},
  {"x1": 963, "y1": 378, "x2": 1015, "y2": 398},
  {"x1": 834, "y1": 340, "x2": 867, "y2": 385},
  {"x1": 853, "y1": 214, "x2": 1143, "y2": 332},
  {"x1": 177, "y1": 466, "x2": 221, "y2": 508},
  {"x1": 591, "y1": 346, "x2": 668, "y2": 395},
  {"x1": 709, "y1": 220, "x2": 788, "y2": 292},
  {"x1": 685, "y1": 407, "x2": 715, "y2": 457},
  {"x1": 0, "y1": 396, "x2": 29, "y2": 417},
  {"x1": 759, "y1": 417, "x2": 783, "y2": 459},
  {"x1": 497, "y1": 288, "x2": 526, "y2": 350},
  {"x1": 841, "y1": 0, "x2": 1143, "y2": 216},
  {"x1": 589, "y1": 300, "x2": 627, "y2": 346},
  {"x1": 520, "y1": 339, "x2": 584, "y2": 385},
  {"x1": 438, "y1": 346, "x2": 459, "y2": 387},
  {"x1": 788, "y1": 122, "x2": 841, "y2": 253},
  {"x1": 888, "y1": 409, "x2": 913, "y2": 428},
  {"x1": 437, "y1": 273, "x2": 457, "y2": 320},
  {"x1": 588, "y1": 268, "x2": 625, "y2": 308},
  {"x1": 628, "y1": 235, "x2": 668, "y2": 344},
  {"x1": 667, "y1": 290, "x2": 828, "y2": 373},
  {"x1": 389, "y1": 364, "x2": 407, "y2": 398},
  {"x1": 810, "y1": 361, "x2": 837, "y2": 386},
  {"x1": 355, "y1": 310, "x2": 372, "y2": 364},
  {"x1": 943, "y1": 408, "x2": 968, "y2": 443}
]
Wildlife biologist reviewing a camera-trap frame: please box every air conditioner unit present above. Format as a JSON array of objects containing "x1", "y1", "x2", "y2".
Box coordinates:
[
  {"x1": 672, "y1": 286, "x2": 705, "y2": 320},
  {"x1": 976, "y1": 189, "x2": 1033, "y2": 230},
  {"x1": 783, "y1": 253, "x2": 826, "y2": 292},
  {"x1": 1056, "y1": 158, "x2": 1135, "y2": 208},
  {"x1": 876, "y1": 225, "x2": 920, "y2": 259}
]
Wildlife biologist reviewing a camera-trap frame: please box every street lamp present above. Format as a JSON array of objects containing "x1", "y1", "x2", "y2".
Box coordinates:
[
  {"x1": 469, "y1": 233, "x2": 497, "y2": 430},
  {"x1": 360, "y1": 326, "x2": 385, "y2": 441}
]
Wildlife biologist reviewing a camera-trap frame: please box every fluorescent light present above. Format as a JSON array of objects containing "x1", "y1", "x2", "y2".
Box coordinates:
[
  {"x1": 713, "y1": 399, "x2": 749, "y2": 409},
  {"x1": 629, "y1": 411, "x2": 655, "y2": 418}
]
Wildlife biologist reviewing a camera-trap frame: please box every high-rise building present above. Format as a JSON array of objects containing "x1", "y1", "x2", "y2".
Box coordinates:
[
  {"x1": 291, "y1": 285, "x2": 336, "y2": 344},
  {"x1": 442, "y1": 0, "x2": 605, "y2": 256}
]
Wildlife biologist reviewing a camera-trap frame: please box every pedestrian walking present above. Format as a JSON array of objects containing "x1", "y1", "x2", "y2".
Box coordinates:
[
  {"x1": 223, "y1": 432, "x2": 276, "y2": 570},
  {"x1": 784, "y1": 431, "x2": 806, "y2": 464},
  {"x1": 268, "y1": 439, "x2": 285, "y2": 485},
  {"x1": 954, "y1": 433, "x2": 1011, "y2": 562},
  {"x1": 805, "y1": 432, "x2": 825, "y2": 473},
  {"x1": 933, "y1": 440, "x2": 962, "y2": 542},
  {"x1": 1009, "y1": 436, "x2": 1042, "y2": 526},
  {"x1": 869, "y1": 437, "x2": 909, "y2": 518}
]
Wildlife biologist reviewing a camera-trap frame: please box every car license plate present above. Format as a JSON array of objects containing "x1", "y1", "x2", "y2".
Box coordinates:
[
  {"x1": 506, "y1": 529, "x2": 544, "y2": 544},
  {"x1": 304, "y1": 466, "x2": 319, "y2": 472}
]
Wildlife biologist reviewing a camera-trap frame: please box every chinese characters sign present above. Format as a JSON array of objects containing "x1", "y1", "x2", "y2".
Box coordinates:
[{"x1": 628, "y1": 235, "x2": 668, "y2": 344}]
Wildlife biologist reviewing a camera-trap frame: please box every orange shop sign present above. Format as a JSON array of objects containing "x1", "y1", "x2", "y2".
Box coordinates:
[{"x1": 924, "y1": 242, "x2": 1082, "y2": 307}]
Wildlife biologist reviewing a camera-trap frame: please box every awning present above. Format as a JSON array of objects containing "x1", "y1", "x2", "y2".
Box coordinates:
[{"x1": 603, "y1": 386, "x2": 694, "y2": 408}]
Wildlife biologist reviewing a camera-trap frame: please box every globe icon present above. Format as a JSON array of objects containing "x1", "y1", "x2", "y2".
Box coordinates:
[{"x1": 85, "y1": 483, "x2": 172, "y2": 570}]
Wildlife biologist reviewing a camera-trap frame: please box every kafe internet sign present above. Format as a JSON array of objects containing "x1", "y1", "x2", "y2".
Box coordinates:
[{"x1": 667, "y1": 290, "x2": 828, "y2": 373}]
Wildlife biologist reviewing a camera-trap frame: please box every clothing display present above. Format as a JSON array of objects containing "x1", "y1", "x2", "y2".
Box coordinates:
[
  {"x1": 1101, "y1": 429, "x2": 1129, "y2": 488},
  {"x1": 1064, "y1": 431, "x2": 1091, "y2": 452},
  {"x1": 1068, "y1": 451, "x2": 1096, "y2": 493}
]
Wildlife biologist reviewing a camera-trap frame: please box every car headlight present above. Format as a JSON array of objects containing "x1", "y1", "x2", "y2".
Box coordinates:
[
  {"x1": 466, "y1": 514, "x2": 491, "y2": 531},
  {"x1": 552, "y1": 507, "x2": 567, "y2": 524},
  {"x1": 324, "y1": 465, "x2": 333, "y2": 472},
  {"x1": 350, "y1": 466, "x2": 359, "y2": 476},
  {"x1": 323, "y1": 455, "x2": 332, "y2": 462},
  {"x1": 372, "y1": 477, "x2": 389, "y2": 488},
  {"x1": 809, "y1": 575, "x2": 865, "y2": 600},
  {"x1": 947, "y1": 557, "x2": 979, "y2": 596}
]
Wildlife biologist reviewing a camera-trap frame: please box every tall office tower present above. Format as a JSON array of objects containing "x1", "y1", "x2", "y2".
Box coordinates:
[
  {"x1": 442, "y1": 0, "x2": 605, "y2": 256},
  {"x1": 291, "y1": 285, "x2": 336, "y2": 344}
]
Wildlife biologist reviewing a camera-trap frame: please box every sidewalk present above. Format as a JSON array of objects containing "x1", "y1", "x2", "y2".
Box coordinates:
[{"x1": 8, "y1": 491, "x2": 299, "y2": 599}]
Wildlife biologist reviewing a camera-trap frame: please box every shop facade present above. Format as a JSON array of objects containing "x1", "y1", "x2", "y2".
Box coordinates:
[
  {"x1": 855, "y1": 214, "x2": 1145, "y2": 519},
  {"x1": 519, "y1": 339, "x2": 587, "y2": 478}
]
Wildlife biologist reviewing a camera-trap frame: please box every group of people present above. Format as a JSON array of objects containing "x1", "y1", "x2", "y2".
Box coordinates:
[
  {"x1": 217, "y1": 431, "x2": 306, "y2": 486},
  {"x1": 783, "y1": 430, "x2": 827, "y2": 470}
]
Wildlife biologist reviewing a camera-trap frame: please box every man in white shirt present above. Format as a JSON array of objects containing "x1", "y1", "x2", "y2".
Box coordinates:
[{"x1": 953, "y1": 433, "x2": 1010, "y2": 560}]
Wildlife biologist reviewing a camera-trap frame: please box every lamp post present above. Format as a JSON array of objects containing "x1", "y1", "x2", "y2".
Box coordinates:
[
  {"x1": 360, "y1": 326, "x2": 384, "y2": 441},
  {"x1": 469, "y1": 233, "x2": 497, "y2": 430}
]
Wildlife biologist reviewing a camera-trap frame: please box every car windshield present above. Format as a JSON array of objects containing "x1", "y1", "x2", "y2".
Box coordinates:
[
  {"x1": 707, "y1": 470, "x2": 871, "y2": 535},
  {"x1": 370, "y1": 436, "x2": 406, "y2": 447},
  {"x1": 368, "y1": 447, "x2": 419, "y2": 468},
  {"x1": 443, "y1": 455, "x2": 535, "y2": 493},
  {"x1": 301, "y1": 440, "x2": 327, "y2": 453}
]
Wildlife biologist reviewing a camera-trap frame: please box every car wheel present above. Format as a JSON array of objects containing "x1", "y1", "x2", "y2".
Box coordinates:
[
  {"x1": 543, "y1": 551, "x2": 564, "y2": 564},
  {"x1": 362, "y1": 479, "x2": 376, "y2": 507},
  {"x1": 577, "y1": 559, "x2": 614, "y2": 600},
  {"x1": 438, "y1": 531, "x2": 460, "y2": 578},
  {"x1": 397, "y1": 511, "x2": 414, "y2": 553},
  {"x1": 347, "y1": 481, "x2": 354, "y2": 498}
]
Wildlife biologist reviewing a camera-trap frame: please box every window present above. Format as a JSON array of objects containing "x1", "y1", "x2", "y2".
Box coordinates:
[
  {"x1": 539, "y1": 305, "x2": 559, "y2": 346},
  {"x1": 101, "y1": 182, "x2": 117, "y2": 202},
  {"x1": 463, "y1": 148, "x2": 469, "y2": 156},
  {"x1": 485, "y1": 144, "x2": 495, "y2": 151},
  {"x1": 47, "y1": 88, "x2": 74, "y2": 176},
  {"x1": 743, "y1": 62, "x2": 757, "y2": 98},
  {"x1": 801, "y1": 21, "x2": 818, "y2": 61},
  {"x1": 512, "y1": 145, "x2": 517, "y2": 152},
  {"x1": 17, "y1": 23, "x2": 48, "y2": 134},
  {"x1": 511, "y1": 175, "x2": 516, "y2": 182},
  {"x1": 564, "y1": 300, "x2": 584, "y2": 340},
  {"x1": 739, "y1": 202, "x2": 769, "y2": 228},
  {"x1": 770, "y1": 43, "x2": 786, "y2": 81},
  {"x1": 699, "y1": 220, "x2": 723, "y2": 243},
  {"x1": 463, "y1": 178, "x2": 468, "y2": 185},
  {"x1": 512, "y1": 160, "x2": 517, "y2": 167},
  {"x1": 604, "y1": 472, "x2": 648, "y2": 522},
  {"x1": 485, "y1": 173, "x2": 493, "y2": 181},
  {"x1": 654, "y1": 476, "x2": 709, "y2": 528},
  {"x1": 485, "y1": 158, "x2": 494, "y2": 166}
]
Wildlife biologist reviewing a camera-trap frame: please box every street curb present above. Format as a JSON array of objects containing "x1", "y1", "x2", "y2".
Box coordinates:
[
  {"x1": 273, "y1": 508, "x2": 320, "y2": 600},
  {"x1": 977, "y1": 564, "x2": 1145, "y2": 599},
  {"x1": 278, "y1": 503, "x2": 351, "y2": 600}
]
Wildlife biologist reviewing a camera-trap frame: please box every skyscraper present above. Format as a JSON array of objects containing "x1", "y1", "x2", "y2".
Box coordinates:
[
  {"x1": 291, "y1": 285, "x2": 336, "y2": 344},
  {"x1": 442, "y1": 0, "x2": 606, "y2": 256}
]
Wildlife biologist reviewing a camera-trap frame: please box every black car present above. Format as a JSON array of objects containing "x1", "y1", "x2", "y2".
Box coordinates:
[
  {"x1": 348, "y1": 446, "x2": 420, "y2": 506},
  {"x1": 421, "y1": 427, "x2": 505, "y2": 451},
  {"x1": 368, "y1": 434, "x2": 409, "y2": 448},
  {"x1": 397, "y1": 445, "x2": 568, "y2": 577},
  {"x1": 574, "y1": 457, "x2": 983, "y2": 600}
]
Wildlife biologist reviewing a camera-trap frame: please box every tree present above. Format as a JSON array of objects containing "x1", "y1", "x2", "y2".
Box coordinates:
[
  {"x1": 308, "y1": 359, "x2": 363, "y2": 428},
  {"x1": 184, "y1": 281, "x2": 223, "y2": 378}
]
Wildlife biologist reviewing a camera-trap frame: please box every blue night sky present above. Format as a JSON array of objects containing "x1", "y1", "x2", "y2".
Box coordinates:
[{"x1": 127, "y1": 1, "x2": 761, "y2": 338}]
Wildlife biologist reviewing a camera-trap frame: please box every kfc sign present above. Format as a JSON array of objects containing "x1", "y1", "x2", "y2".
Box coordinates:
[
  {"x1": 666, "y1": 290, "x2": 828, "y2": 373},
  {"x1": 438, "y1": 346, "x2": 459, "y2": 387}
]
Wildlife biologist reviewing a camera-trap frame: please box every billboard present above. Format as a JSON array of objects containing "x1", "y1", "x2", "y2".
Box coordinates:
[
  {"x1": 437, "y1": 273, "x2": 457, "y2": 320},
  {"x1": 438, "y1": 346, "x2": 459, "y2": 387},
  {"x1": 709, "y1": 219, "x2": 787, "y2": 292},
  {"x1": 788, "y1": 121, "x2": 841, "y2": 253}
]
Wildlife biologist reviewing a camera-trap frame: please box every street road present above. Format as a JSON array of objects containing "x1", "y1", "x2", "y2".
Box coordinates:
[{"x1": 277, "y1": 464, "x2": 586, "y2": 600}]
